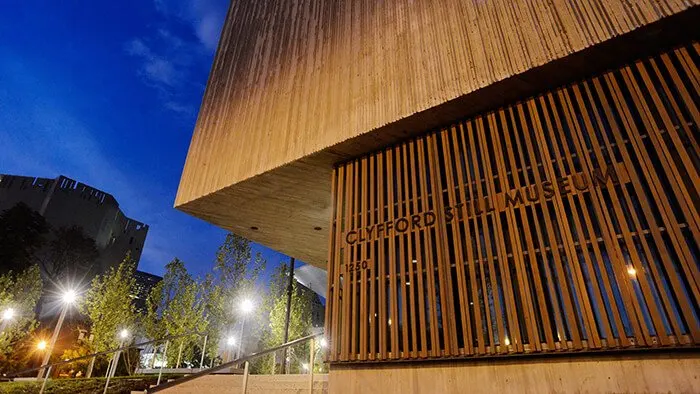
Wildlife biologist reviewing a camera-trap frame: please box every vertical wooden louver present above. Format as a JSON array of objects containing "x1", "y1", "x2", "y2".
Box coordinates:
[{"x1": 325, "y1": 43, "x2": 700, "y2": 362}]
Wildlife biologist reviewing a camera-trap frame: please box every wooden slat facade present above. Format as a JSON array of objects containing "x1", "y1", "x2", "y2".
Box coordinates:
[
  {"x1": 175, "y1": 1, "x2": 698, "y2": 268},
  {"x1": 325, "y1": 43, "x2": 700, "y2": 362}
]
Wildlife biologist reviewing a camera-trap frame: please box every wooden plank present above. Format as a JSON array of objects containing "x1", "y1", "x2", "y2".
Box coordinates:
[
  {"x1": 416, "y1": 138, "x2": 441, "y2": 356},
  {"x1": 377, "y1": 152, "x2": 388, "y2": 360},
  {"x1": 359, "y1": 156, "x2": 369, "y2": 360},
  {"x1": 427, "y1": 133, "x2": 458, "y2": 356},
  {"x1": 386, "y1": 149, "x2": 400, "y2": 359},
  {"x1": 369, "y1": 155, "x2": 377, "y2": 360},
  {"x1": 401, "y1": 143, "x2": 419, "y2": 358},
  {"x1": 395, "y1": 145, "x2": 410, "y2": 358},
  {"x1": 408, "y1": 140, "x2": 429, "y2": 358}
]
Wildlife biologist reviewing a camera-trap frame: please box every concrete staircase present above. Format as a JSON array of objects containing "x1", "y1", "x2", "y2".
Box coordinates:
[{"x1": 155, "y1": 374, "x2": 328, "y2": 394}]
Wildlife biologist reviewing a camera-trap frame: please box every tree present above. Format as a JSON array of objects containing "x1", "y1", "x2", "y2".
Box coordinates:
[
  {"x1": 251, "y1": 263, "x2": 314, "y2": 374},
  {"x1": 81, "y1": 254, "x2": 139, "y2": 376},
  {"x1": 205, "y1": 234, "x2": 266, "y2": 358},
  {"x1": 0, "y1": 265, "x2": 43, "y2": 373},
  {"x1": 145, "y1": 259, "x2": 207, "y2": 367},
  {"x1": 0, "y1": 203, "x2": 49, "y2": 275},
  {"x1": 36, "y1": 226, "x2": 99, "y2": 282}
]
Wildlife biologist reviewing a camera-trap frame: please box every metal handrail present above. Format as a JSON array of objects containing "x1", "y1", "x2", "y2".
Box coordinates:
[
  {"x1": 7, "y1": 330, "x2": 205, "y2": 378},
  {"x1": 146, "y1": 331, "x2": 324, "y2": 393}
]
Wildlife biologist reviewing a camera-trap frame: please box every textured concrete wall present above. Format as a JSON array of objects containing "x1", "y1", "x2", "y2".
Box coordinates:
[
  {"x1": 330, "y1": 353, "x2": 700, "y2": 393},
  {"x1": 176, "y1": 0, "x2": 699, "y2": 207},
  {"x1": 173, "y1": 0, "x2": 699, "y2": 267},
  {"x1": 161, "y1": 374, "x2": 328, "y2": 394}
]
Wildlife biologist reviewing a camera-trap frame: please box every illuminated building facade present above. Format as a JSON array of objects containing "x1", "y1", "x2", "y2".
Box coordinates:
[{"x1": 176, "y1": 1, "x2": 699, "y2": 392}]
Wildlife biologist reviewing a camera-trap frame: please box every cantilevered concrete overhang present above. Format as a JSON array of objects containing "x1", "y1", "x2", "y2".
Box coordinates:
[{"x1": 175, "y1": 0, "x2": 699, "y2": 269}]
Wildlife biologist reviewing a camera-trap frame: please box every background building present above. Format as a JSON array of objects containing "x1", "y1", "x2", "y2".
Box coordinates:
[
  {"x1": 175, "y1": 1, "x2": 699, "y2": 392},
  {"x1": 0, "y1": 174, "x2": 149, "y2": 275},
  {"x1": 132, "y1": 270, "x2": 163, "y2": 313}
]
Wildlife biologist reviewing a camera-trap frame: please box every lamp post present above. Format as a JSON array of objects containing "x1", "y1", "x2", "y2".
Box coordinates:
[
  {"x1": 38, "y1": 290, "x2": 77, "y2": 379},
  {"x1": 226, "y1": 336, "x2": 236, "y2": 363},
  {"x1": 236, "y1": 299, "x2": 254, "y2": 360},
  {"x1": 104, "y1": 329, "x2": 129, "y2": 394}
]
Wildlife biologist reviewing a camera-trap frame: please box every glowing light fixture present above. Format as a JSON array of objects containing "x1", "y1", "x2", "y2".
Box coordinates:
[
  {"x1": 2, "y1": 308, "x2": 15, "y2": 320},
  {"x1": 240, "y1": 299, "x2": 254, "y2": 314},
  {"x1": 37, "y1": 340, "x2": 47, "y2": 351},
  {"x1": 62, "y1": 290, "x2": 77, "y2": 304}
]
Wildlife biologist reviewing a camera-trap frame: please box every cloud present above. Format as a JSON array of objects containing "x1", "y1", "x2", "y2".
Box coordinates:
[
  {"x1": 123, "y1": 0, "x2": 227, "y2": 113},
  {"x1": 125, "y1": 38, "x2": 180, "y2": 87},
  {"x1": 154, "y1": 0, "x2": 228, "y2": 51}
]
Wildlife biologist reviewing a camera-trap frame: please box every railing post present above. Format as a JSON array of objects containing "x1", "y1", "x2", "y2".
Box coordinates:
[
  {"x1": 309, "y1": 338, "x2": 315, "y2": 393},
  {"x1": 156, "y1": 340, "x2": 169, "y2": 387},
  {"x1": 150, "y1": 343, "x2": 157, "y2": 369},
  {"x1": 241, "y1": 361, "x2": 250, "y2": 394},
  {"x1": 176, "y1": 341, "x2": 183, "y2": 368},
  {"x1": 38, "y1": 365, "x2": 51, "y2": 394},
  {"x1": 86, "y1": 355, "x2": 95, "y2": 378},
  {"x1": 104, "y1": 346, "x2": 121, "y2": 394},
  {"x1": 199, "y1": 335, "x2": 208, "y2": 369}
]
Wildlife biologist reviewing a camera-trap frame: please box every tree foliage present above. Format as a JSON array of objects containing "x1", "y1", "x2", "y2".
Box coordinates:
[
  {"x1": 35, "y1": 225, "x2": 99, "y2": 282},
  {"x1": 145, "y1": 258, "x2": 208, "y2": 367},
  {"x1": 0, "y1": 203, "x2": 49, "y2": 275},
  {"x1": 0, "y1": 265, "x2": 43, "y2": 373},
  {"x1": 205, "y1": 234, "x2": 266, "y2": 356},
  {"x1": 81, "y1": 254, "x2": 139, "y2": 353},
  {"x1": 251, "y1": 263, "x2": 315, "y2": 374}
]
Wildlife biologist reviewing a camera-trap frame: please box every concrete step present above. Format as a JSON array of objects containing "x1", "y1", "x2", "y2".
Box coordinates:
[{"x1": 159, "y1": 373, "x2": 329, "y2": 394}]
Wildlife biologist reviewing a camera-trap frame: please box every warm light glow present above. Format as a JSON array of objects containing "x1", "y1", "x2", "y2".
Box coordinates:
[
  {"x1": 37, "y1": 340, "x2": 47, "y2": 351},
  {"x1": 627, "y1": 266, "x2": 637, "y2": 277},
  {"x1": 2, "y1": 308, "x2": 15, "y2": 320},
  {"x1": 240, "y1": 299, "x2": 254, "y2": 314},
  {"x1": 62, "y1": 290, "x2": 77, "y2": 304},
  {"x1": 504, "y1": 337, "x2": 511, "y2": 346},
  {"x1": 227, "y1": 336, "x2": 236, "y2": 346},
  {"x1": 319, "y1": 338, "x2": 328, "y2": 348},
  {"x1": 120, "y1": 329, "x2": 129, "y2": 339}
]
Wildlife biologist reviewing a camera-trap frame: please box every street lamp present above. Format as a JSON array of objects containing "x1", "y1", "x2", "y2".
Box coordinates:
[
  {"x1": 0, "y1": 308, "x2": 15, "y2": 334},
  {"x1": 105, "y1": 328, "x2": 131, "y2": 384},
  {"x1": 2, "y1": 308, "x2": 15, "y2": 321},
  {"x1": 38, "y1": 289, "x2": 78, "y2": 379},
  {"x1": 236, "y1": 299, "x2": 254, "y2": 359},
  {"x1": 37, "y1": 340, "x2": 47, "y2": 351},
  {"x1": 241, "y1": 299, "x2": 254, "y2": 314},
  {"x1": 62, "y1": 290, "x2": 77, "y2": 304}
]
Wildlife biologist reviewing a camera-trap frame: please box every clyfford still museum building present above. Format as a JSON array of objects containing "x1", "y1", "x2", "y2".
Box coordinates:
[{"x1": 176, "y1": 1, "x2": 699, "y2": 392}]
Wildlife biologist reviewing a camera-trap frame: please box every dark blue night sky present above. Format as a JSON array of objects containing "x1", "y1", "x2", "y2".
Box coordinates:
[{"x1": 0, "y1": 1, "x2": 293, "y2": 279}]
